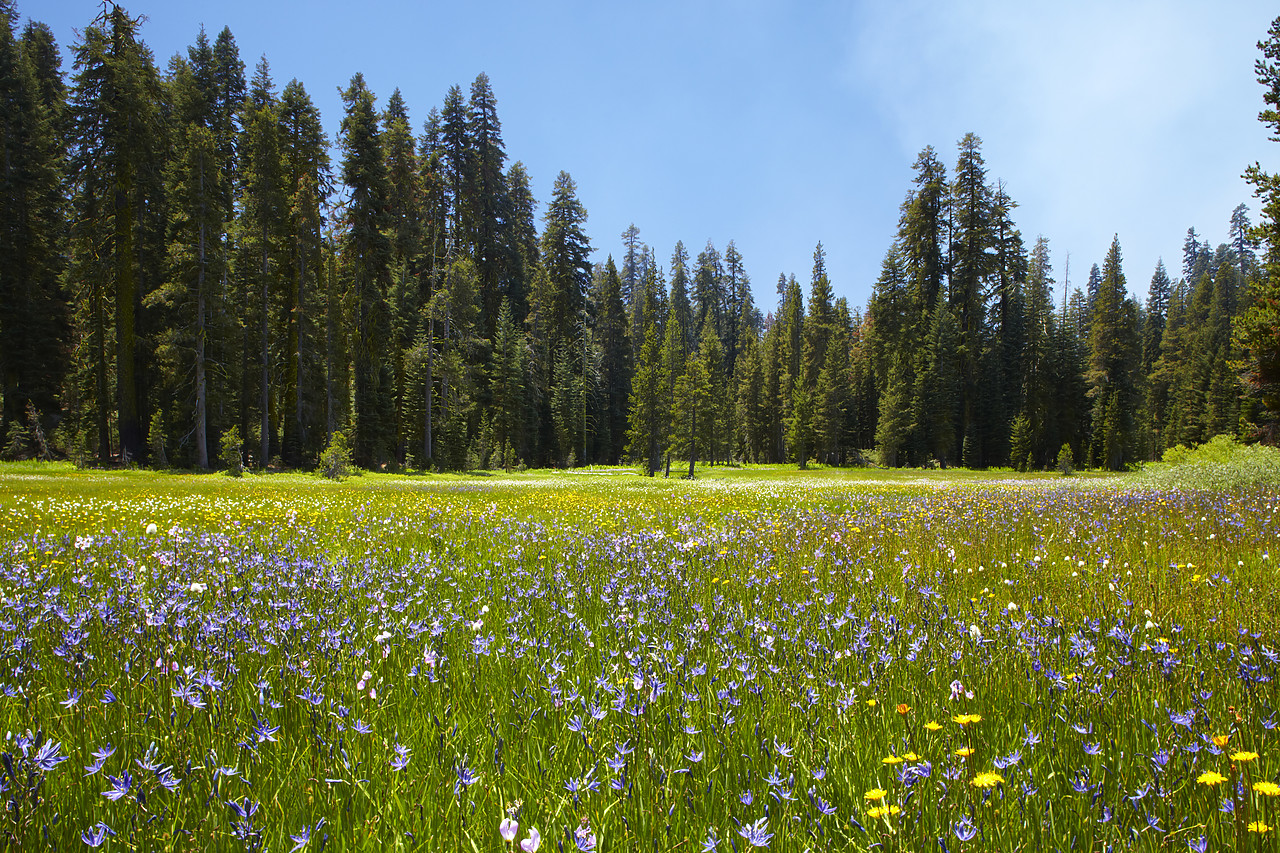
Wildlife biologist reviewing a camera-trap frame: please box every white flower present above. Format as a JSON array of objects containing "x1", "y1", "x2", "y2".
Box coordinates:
[
  {"x1": 1007, "y1": 602, "x2": 1018, "y2": 613},
  {"x1": 500, "y1": 817, "x2": 518, "y2": 842},
  {"x1": 1145, "y1": 620, "x2": 1157, "y2": 631},
  {"x1": 520, "y1": 827, "x2": 541, "y2": 853},
  {"x1": 968, "y1": 624, "x2": 982, "y2": 642},
  {"x1": 145, "y1": 522, "x2": 158, "y2": 535},
  {"x1": 189, "y1": 582, "x2": 207, "y2": 594}
]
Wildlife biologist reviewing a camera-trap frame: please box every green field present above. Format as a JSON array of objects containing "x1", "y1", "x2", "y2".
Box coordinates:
[{"x1": 0, "y1": 461, "x2": 1277, "y2": 851}]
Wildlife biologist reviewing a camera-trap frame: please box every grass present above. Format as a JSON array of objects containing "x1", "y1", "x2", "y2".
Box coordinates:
[{"x1": 0, "y1": 461, "x2": 1276, "y2": 851}]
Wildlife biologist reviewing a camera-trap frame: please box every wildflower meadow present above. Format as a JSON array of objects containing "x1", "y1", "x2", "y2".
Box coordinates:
[{"x1": 0, "y1": 461, "x2": 1277, "y2": 851}]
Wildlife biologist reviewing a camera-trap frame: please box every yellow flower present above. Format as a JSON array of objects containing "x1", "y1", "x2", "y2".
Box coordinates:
[
  {"x1": 1213, "y1": 734, "x2": 1230, "y2": 749},
  {"x1": 924, "y1": 721, "x2": 943, "y2": 732},
  {"x1": 1249, "y1": 821, "x2": 1271, "y2": 834},
  {"x1": 882, "y1": 755, "x2": 904, "y2": 765},
  {"x1": 971, "y1": 772, "x2": 1005, "y2": 788},
  {"x1": 954, "y1": 747, "x2": 975, "y2": 757},
  {"x1": 903, "y1": 752, "x2": 920, "y2": 762},
  {"x1": 952, "y1": 714, "x2": 982, "y2": 726},
  {"x1": 896, "y1": 703, "x2": 911, "y2": 716},
  {"x1": 1232, "y1": 751, "x2": 1260, "y2": 763},
  {"x1": 866, "y1": 805, "x2": 900, "y2": 819},
  {"x1": 1255, "y1": 782, "x2": 1280, "y2": 796},
  {"x1": 1198, "y1": 771, "x2": 1228, "y2": 786},
  {"x1": 866, "y1": 699, "x2": 878, "y2": 707},
  {"x1": 864, "y1": 789, "x2": 887, "y2": 802}
]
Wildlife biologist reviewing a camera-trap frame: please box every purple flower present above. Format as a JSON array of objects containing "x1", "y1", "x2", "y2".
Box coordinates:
[
  {"x1": 84, "y1": 744, "x2": 115, "y2": 777},
  {"x1": 33, "y1": 739, "x2": 68, "y2": 772},
  {"x1": 289, "y1": 818, "x2": 326, "y2": 852},
  {"x1": 738, "y1": 817, "x2": 773, "y2": 848},
  {"x1": 953, "y1": 815, "x2": 977, "y2": 842},
  {"x1": 81, "y1": 822, "x2": 115, "y2": 847},
  {"x1": 102, "y1": 771, "x2": 132, "y2": 801}
]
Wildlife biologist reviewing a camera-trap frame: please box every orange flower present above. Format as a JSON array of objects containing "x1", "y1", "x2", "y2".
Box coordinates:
[{"x1": 896, "y1": 703, "x2": 911, "y2": 716}]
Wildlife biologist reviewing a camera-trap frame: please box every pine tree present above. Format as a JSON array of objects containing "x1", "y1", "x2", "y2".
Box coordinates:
[
  {"x1": 1087, "y1": 236, "x2": 1140, "y2": 469},
  {"x1": 0, "y1": 3, "x2": 67, "y2": 450},
  {"x1": 150, "y1": 44, "x2": 226, "y2": 468},
  {"x1": 278, "y1": 79, "x2": 329, "y2": 466},
  {"x1": 236, "y1": 58, "x2": 287, "y2": 467},
  {"x1": 467, "y1": 72, "x2": 509, "y2": 340},
  {"x1": 339, "y1": 72, "x2": 395, "y2": 467},
  {"x1": 1240, "y1": 15, "x2": 1280, "y2": 442},
  {"x1": 670, "y1": 328, "x2": 712, "y2": 478},
  {"x1": 490, "y1": 298, "x2": 526, "y2": 469},
  {"x1": 593, "y1": 256, "x2": 631, "y2": 463},
  {"x1": 67, "y1": 4, "x2": 167, "y2": 463},
  {"x1": 950, "y1": 133, "x2": 995, "y2": 459},
  {"x1": 627, "y1": 325, "x2": 667, "y2": 475}
]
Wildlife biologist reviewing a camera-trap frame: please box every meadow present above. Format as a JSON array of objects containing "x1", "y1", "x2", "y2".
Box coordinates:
[{"x1": 0, "y1": 459, "x2": 1277, "y2": 851}]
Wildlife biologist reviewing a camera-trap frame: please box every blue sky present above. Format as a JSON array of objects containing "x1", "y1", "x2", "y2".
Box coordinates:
[{"x1": 33, "y1": 0, "x2": 1278, "y2": 313}]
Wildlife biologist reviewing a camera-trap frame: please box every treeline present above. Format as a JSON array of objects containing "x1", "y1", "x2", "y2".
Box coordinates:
[{"x1": 0, "y1": 2, "x2": 1270, "y2": 473}]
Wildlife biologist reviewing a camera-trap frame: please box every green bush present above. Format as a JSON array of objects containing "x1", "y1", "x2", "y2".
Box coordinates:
[
  {"x1": 1141, "y1": 434, "x2": 1280, "y2": 490},
  {"x1": 1056, "y1": 444, "x2": 1074, "y2": 476},
  {"x1": 319, "y1": 429, "x2": 354, "y2": 480},
  {"x1": 220, "y1": 427, "x2": 243, "y2": 477}
]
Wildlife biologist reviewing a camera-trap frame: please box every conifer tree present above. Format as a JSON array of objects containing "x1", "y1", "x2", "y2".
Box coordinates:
[
  {"x1": 67, "y1": 4, "x2": 167, "y2": 463},
  {"x1": 0, "y1": 3, "x2": 67, "y2": 449},
  {"x1": 1240, "y1": 15, "x2": 1280, "y2": 441},
  {"x1": 236, "y1": 58, "x2": 287, "y2": 467},
  {"x1": 339, "y1": 72, "x2": 396, "y2": 467},
  {"x1": 627, "y1": 325, "x2": 667, "y2": 475},
  {"x1": 1087, "y1": 236, "x2": 1140, "y2": 469},
  {"x1": 278, "y1": 79, "x2": 328, "y2": 466}
]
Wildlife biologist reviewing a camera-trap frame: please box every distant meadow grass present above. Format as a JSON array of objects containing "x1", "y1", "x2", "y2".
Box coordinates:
[{"x1": 0, "y1": 461, "x2": 1277, "y2": 851}]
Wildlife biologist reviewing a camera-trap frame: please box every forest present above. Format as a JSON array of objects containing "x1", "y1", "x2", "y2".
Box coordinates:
[{"x1": 2, "y1": 1, "x2": 1279, "y2": 474}]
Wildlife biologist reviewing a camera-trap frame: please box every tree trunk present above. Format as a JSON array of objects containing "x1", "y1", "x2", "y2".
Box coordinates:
[
  {"x1": 195, "y1": 217, "x2": 209, "y2": 469},
  {"x1": 424, "y1": 314, "x2": 433, "y2": 466}
]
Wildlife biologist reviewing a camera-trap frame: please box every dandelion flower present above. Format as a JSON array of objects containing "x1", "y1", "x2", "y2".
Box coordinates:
[
  {"x1": 1197, "y1": 771, "x2": 1228, "y2": 786},
  {"x1": 1213, "y1": 734, "x2": 1230, "y2": 749},
  {"x1": 1249, "y1": 821, "x2": 1271, "y2": 834},
  {"x1": 971, "y1": 772, "x2": 1005, "y2": 788},
  {"x1": 864, "y1": 788, "x2": 887, "y2": 802},
  {"x1": 924, "y1": 721, "x2": 943, "y2": 732},
  {"x1": 882, "y1": 755, "x2": 903, "y2": 765},
  {"x1": 903, "y1": 752, "x2": 920, "y2": 762},
  {"x1": 952, "y1": 714, "x2": 982, "y2": 726},
  {"x1": 1255, "y1": 782, "x2": 1280, "y2": 796},
  {"x1": 1232, "y1": 751, "x2": 1260, "y2": 763},
  {"x1": 896, "y1": 703, "x2": 911, "y2": 715},
  {"x1": 954, "y1": 747, "x2": 975, "y2": 757},
  {"x1": 866, "y1": 805, "x2": 900, "y2": 819}
]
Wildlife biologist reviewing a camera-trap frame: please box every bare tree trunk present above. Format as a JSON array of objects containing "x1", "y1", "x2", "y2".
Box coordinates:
[
  {"x1": 424, "y1": 314, "x2": 433, "y2": 467},
  {"x1": 259, "y1": 237, "x2": 270, "y2": 468},
  {"x1": 195, "y1": 218, "x2": 209, "y2": 469}
]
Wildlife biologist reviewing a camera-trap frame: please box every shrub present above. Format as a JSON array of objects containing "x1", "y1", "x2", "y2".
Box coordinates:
[
  {"x1": 1141, "y1": 434, "x2": 1280, "y2": 491},
  {"x1": 220, "y1": 427, "x2": 243, "y2": 477},
  {"x1": 319, "y1": 430, "x2": 354, "y2": 480},
  {"x1": 1056, "y1": 444, "x2": 1074, "y2": 476}
]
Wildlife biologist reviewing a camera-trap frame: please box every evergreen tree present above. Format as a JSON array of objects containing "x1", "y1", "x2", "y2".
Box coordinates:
[
  {"x1": 627, "y1": 324, "x2": 667, "y2": 475},
  {"x1": 1087, "y1": 236, "x2": 1140, "y2": 469},
  {"x1": 1240, "y1": 15, "x2": 1280, "y2": 441},
  {"x1": 67, "y1": 4, "x2": 167, "y2": 463},
  {"x1": 592, "y1": 256, "x2": 631, "y2": 463},
  {"x1": 150, "y1": 45, "x2": 226, "y2": 468},
  {"x1": 278, "y1": 79, "x2": 329, "y2": 466},
  {"x1": 236, "y1": 57, "x2": 287, "y2": 467},
  {"x1": 670, "y1": 326, "x2": 712, "y2": 477},
  {"x1": 339, "y1": 72, "x2": 395, "y2": 467},
  {"x1": 490, "y1": 298, "x2": 526, "y2": 469},
  {"x1": 467, "y1": 72, "x2": 510, "y2": 340},
  {"x1": 949, "y1": 133, "x2": 995, "y2": 460},
  {"x1": 0, "y1": 3, "x2": 67, "y2": 450}
]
